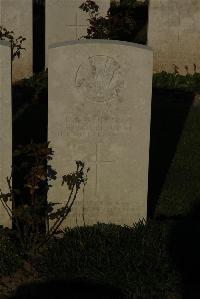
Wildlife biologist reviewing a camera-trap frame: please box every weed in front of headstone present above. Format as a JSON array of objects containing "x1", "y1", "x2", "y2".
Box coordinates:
[{"x1": 0, "y1": 142, "x2": 89, "y2": 260}]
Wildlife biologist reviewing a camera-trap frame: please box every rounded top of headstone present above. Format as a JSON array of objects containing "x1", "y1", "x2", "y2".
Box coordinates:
[
  {"x1": 0, "y1": 40, "x2": 10, "y2": 47},
  {"x1": 48, "y1": 39, "x2": 152, "y2": 52}
]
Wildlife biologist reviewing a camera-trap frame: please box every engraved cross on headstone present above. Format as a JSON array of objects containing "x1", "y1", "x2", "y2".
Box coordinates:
[
  {"x1": 87, "y1": 143, "x2": 114, "y2": 195},
  {"x1": 65, "y1": 13, "x2": 87, "y2": 40}
]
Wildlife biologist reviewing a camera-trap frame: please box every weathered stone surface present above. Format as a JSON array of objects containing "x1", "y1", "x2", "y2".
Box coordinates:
[
  {"x1": 45, "y1": 0, "x2": 110, "y2": 67},
  {"x1": 48, "y1": 40, "x2": 153, "y2": 229},
  {"x1": 148, "y1": 0, "x2": 200, "y2": 74},
  {"x1": 0, "y1": 41, "x2": 12, "y2": 228},
  {"x1": 0, "y1": 0, "x2": 33, "y2": 83}
]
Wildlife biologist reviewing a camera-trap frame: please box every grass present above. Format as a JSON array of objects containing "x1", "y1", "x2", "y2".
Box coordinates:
[
  {"x1": 12, "y1": 221, "x2": 182, "y2": 299},
  {"x1": 1, "y1": 71, "x2": 200, "y2": 298},
  {"x1": 26, "y1": 87, "x2": 198, "y2": 299},
  {"x1": 148, "y1": 88, "x2": 196, "y2": 217},
  {"x1": 153, "y1": 91, "x2": 200, "y2": 217}
]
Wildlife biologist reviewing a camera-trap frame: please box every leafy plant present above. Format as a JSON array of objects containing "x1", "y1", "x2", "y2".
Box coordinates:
[
  {"x1": 79, "y1": 0, "x2": 148, "y2": 44},
  {"x1": 21, "y1": 69, "x2": 48, "y2": 102},
  {"x1": 0, "y1": 26, "x2": 26, "y2": 60},
  {"x1": 0, "y1": 142, "x2": 89, "y2": 259},
  {"x1": 13, "y1": 69, "x2": 48, "y2": 124}
]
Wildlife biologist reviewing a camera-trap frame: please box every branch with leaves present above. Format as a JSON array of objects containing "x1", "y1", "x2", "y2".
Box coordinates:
[
  {"x1": 79, "y1": 0, "x2": 148, "y2": 44},
  {"x1": 0, "y1": 142, "x2": 89, "y2": 259},
  {"x1": 0, "y1": 26, "x2": 26, "y2": 61}
]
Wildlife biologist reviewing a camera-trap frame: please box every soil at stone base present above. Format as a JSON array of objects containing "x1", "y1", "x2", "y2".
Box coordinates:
[
  {"x1": 0, "y1": 266, "x2": 183, "y2": 299},
  {"x1": 0, "y1": 261, "x2": 45, "y2": 299}
]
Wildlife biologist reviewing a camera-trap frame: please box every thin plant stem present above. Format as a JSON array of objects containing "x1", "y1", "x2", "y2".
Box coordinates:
[
  {"x1": 44, "y1": 162, "x2": 82, "y2": 236},
  {"x1": 33, "y1": 184, "x2": 78, "y2": 252},
  {"x1": 0, "y1": 197, "x2": 12, "y2": 219}
]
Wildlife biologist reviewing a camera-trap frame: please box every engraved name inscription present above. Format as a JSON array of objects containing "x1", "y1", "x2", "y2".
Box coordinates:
[{"x1": 56, "y1": 113, "x2": 134, "y2": 137}]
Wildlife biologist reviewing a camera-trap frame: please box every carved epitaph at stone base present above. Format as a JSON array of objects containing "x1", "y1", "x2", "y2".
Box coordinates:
[
  {"x1": 0, "y1": 41, "x2": 12, "y2": 228},
  {"x1": 48, "y1": 40, "x2": 153, "y2": 229},
  {"x1": 148, "y1": 0, "x2": 200, "y2": 74}
]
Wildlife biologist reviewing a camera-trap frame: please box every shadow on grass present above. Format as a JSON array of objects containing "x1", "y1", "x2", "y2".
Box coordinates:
[
  {"x1": 148, "y1": 88, "x2": 194, "y2": 218},
  {"x1": 8, "y1": 278, "x2": 124, "y2": 299},
  {"x1": 156, "y1": 202, "x2": 200, "y2": 299}
]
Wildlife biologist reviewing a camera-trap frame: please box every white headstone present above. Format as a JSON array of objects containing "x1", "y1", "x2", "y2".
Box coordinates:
[
  {"x1": 48, "y1": 40, "x2": 153, "y2": 229},
  {"x1": 0, "y1": 0, "x2": 33, "y2": 83},
  {"x1": 45, "y1": 0, "x2": 110, "y2": 67},
  {"x1": 148, "y1": 0, "x2": 200, "y2": 74},
  {"x1": 0, "y1": 41, "x2": 12, "y2": 228}
]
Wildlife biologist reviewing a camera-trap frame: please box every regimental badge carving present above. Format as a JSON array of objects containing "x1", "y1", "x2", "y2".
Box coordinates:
[{"x1": 75, "y1": 55, "x2": 124, "y2": 102}]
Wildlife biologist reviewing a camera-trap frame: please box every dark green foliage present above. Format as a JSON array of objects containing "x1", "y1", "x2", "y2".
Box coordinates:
[
  {"x1": 11, "y1": 142, "x2": 53, "y2": 257},
  {"x1": 1, "y1": 141, "x2": 89, "y2": 259},
  {"x1": 79, "y1": 0, "x2": 148, "y2": 44},
  {"x1": 153, "y1": 71, "x2": 200, "y2": 92},
  {"x1": 13, "y1": 69, "x2": 48, "y2": 125},
  {"x1": 0, "y1": 227, "x2": 23, "y2": 277},
  {"x1": 30, "y1": 221, "x2": 181, "y2": 299},
  {"x1": 20, "y1": 69, "x2": 48, "y2": 102}
]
